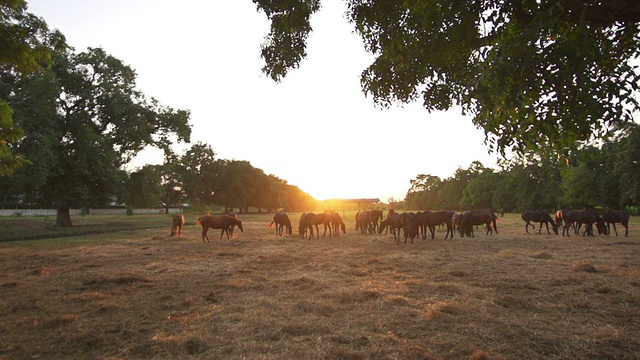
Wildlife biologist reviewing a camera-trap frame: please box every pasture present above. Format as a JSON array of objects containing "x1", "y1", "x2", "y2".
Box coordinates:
[{"x1": 1, "y1": 212, "x2": 639, "y2": 359}]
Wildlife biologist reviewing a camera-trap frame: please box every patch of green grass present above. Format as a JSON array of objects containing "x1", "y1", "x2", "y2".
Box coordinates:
[{"x1": 0, "y1": 213, "x2": 178, "y2": 242}]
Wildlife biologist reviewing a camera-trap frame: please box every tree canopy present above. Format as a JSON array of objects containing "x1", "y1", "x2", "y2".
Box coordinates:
[
  {"x1": 254, "y1": 0, "x2": 640, "y2": 156},
  {"x1": 1, "y1": 47, "x2": 191, "y2": 226},
  {"x1": 0, "y1": 0, "x2": 65, "y2": 175}
]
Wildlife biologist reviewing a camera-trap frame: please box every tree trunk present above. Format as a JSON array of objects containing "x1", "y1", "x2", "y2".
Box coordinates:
[{"x1": 56, "y1": 207, "x2": 73, "y2": 227}]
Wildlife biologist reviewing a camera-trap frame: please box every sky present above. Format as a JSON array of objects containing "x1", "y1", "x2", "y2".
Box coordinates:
[{"x1": 26, "y1": 0, "x2": 499, "y2": 202}]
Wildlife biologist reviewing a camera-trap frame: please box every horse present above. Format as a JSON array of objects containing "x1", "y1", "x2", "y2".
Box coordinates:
[
  {"x1": 369, "y1": 210, "x2": 384, "y2": 233},
  {"x1": 439, "y1": 210, "x2": 456, "y2": 240},
  {"x1": 379, "y1": 212, "x2": 414, "y2": 244},
  {"x1": 356, "y1": 211, "x2": 374, "y2": 234},
  {"x1": 269, "y1": 211, "x2": 292, "y2": 236},
  {"x1": 521, "y1": 210, "x2": 559, "y2": 235},
  {"x1": 299, "y1": 212, "x2": 322, "y2": 239},
  {"x1": 331, "y1": 212, "x2": 346, "y2": 236},
  {"x1": 317, "y1": 212, "x2": 334, "y2": 237},
  {"x1": 411, "y1": 210, "x2": 454, "y2": 240},
  {"x1": 226, "y1": 210, "x2": 239, "y2": 238},
  {"x1": 379, "y1": 213, "x2": 401, "y2": 242},
  {"x1": 459, "y1": 209, "x2": 498, "y2": 238},
  {"x1": 196, "y1": 214, "x2": 244, "y2": 243},
  {"x1": 555, "y1": 209, "x2": 606, "y2": 237},
  {"x1": 601, "y1": 210, "x2": 630, "y2": 237},
  {"x1": 170, "y1": 214, "x2": 186, "y2": 237}
]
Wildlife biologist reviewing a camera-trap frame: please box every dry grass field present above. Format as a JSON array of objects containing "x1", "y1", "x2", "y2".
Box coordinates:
[{"x1": 1, "y1": 211, "x2": 639, "y2": 359}]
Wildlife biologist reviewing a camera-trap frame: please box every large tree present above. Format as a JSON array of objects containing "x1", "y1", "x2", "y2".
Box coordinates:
[
  {"x1": 0, "y1": 0, "x2": 65, "y2": 175},
  {"x1": 254, "y1": 0, "x2": 640, "y2": 156},
  {"x1": 4, "y1": 47, "x2": 191, "y2": 226}
]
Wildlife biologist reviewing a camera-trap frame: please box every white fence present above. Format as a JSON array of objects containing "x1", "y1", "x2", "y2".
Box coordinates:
[{"x1": 0, "y1": 208, "x2": 182, "y2": 217}]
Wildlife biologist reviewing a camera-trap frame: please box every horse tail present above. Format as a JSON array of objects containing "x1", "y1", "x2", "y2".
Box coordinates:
[{"x1": 493, "y1": 215, "x2": 498, "y2": 234}]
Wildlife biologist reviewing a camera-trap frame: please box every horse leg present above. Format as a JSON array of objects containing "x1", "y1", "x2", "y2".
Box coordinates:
[{"x1": 202, "y1": 226, "x2": 210, "y2": 243}]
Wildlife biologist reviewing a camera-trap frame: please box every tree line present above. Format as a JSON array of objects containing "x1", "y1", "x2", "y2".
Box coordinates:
[
  {"x1": 120, "y1": 143, "x2": 316, "y2": 215},
  {"x1": 404, "y1": 123, "x2": 640, "y2": 214},
  {"x1": 0, "y1": 2, "x2": 315, "y2": 226}
]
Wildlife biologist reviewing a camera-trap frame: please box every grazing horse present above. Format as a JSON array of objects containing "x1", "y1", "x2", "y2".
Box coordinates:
[
  {"x1": 331, "y1": 212, "x2": 346, "y2": 236},
  {"x1": 226, "y1": 210, "x2": 239, "y2": 238},
  {"x1": 356, "y1": 211, "x2": 374, "y2": 234},
  {"x1": 197, "y1": 214, "x2": 244, "y2": 243},
  {"x1": 171, "y1": 214, "x2": 186, "y2": 237},
  {"x1": 602, "y1": 210, "x2": 630, "y2": 237},
  {"x1": 380, "y1": 212, "x2": 414, "y2": 244},
  {"x1": 411, "y1": 210, "x2": 454, "y2": 240},
  {"x1": 368, "y1": 210, "x2": 384, "y2": 233},
  {"x1": 556, "y1": 209, "x2": 606, "y2": 237},
  {"x1": 521, "y1": 210, "x2": 559, "y2": 235},
  {"x1": 452, "y1": 213, "x2": 463, "y2": 237},
  {"x1": 459, "y1": 209, "x2": 498, "y2": 238},
  {"x1": 299, "y1": 212, "x2": 322, "y2": 239},
  {"x1": 439, "y1": 210, "x2": 456, "y2": 240},
  {"x1": 379, "y1": 213, "x2": 402, "y2": 242},
  {"x1": 270, "y1": 211, "x2": 292, "y2": 236},
  {"x1": 316, "y1": 212, "x2": 334, "y2": 237}
]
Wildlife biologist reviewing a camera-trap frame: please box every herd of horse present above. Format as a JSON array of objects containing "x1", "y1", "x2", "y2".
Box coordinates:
[
  {"x1": 173, "y1": 208, "x2": 631, "y2": 244},
  {"x1": 522, "y1": 209, "x2": 630, "y2": 237}
]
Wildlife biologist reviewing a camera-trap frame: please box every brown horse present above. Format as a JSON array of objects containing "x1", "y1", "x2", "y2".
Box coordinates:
[
  {"x1": 522, "y1": 210, "x2": 558, "y2": 235},
  {"x1": 196, "y1": 214, "x2": 244, "y2": 243},
  {"x1": 270, "y1": 211, "x2": 292, "y2": 236},
  {"x1": 379, "y1": 212, "x2": 415, "y2": 244},
  {"x1": 171, "y1": 214, "x2": 186, "y2": 237},
  {"x1": 602, "y1": 210, "x2": 630, "y2": 237},
  {"x1": 355, "y1": 211, "x2": 374, "y2": 234},
  {"x1": 299, "y1": 212, "x2": 318, "y2": 239},
  {"x1": 331, "y1": 212, "x2": 346, "y2": 236},
  {"x1": 459, "y1": 209, "x2": 498, "y2": 238},
  {"x1": 226, "y1": 210, "x2": 239, "y2": 238},
  {"x1": 411, "y1": 210, "x2": 454, "y2": 240},
  {"x1": 555, "y1": 209, "x2": 606, "y2": 237}
]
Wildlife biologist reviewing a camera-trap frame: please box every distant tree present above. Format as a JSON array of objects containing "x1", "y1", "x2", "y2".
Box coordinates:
[
  {"x1": 0, "y1": 0, "x2": 66, "y2": 175},
  {"x1": 254, "y1": 0, "x2": 640, "y2": 156},
  {"x1": 158, "y1": 151, "x2": 186, "y2": 213},
  {"x1": 180, "y1": 143, "x2": 221, "y2": 213},
  {"x1": 609, "y1": 123, "x2": 640, "y2": 207},
  {"x1": 560, "y1": 148, "x2": 604, "y2": 208},
  {"x1": 126, "y1": 165, "x2": 163, "y2": 209},
  {"x1": 460, "y1": 169, "x2": 501, "y2": 209},
  {"x1": 4, "y1": 47, "x2": 191, "y2": 226},
  {"x1": 214, "y1": 160, "x2": 264, "y2": 213},
  {"x1": 405, "y1": 174, "x2": 442, "y2": 209}
]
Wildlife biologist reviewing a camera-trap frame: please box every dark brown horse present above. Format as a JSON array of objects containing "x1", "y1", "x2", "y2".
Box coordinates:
[
  {"x1": 369, "y1": 210, "x2": 384, "y2": 233},
  {"x1": 601, "y1": 210, "x2": 630, "y2": 237},
  {"x1": 555, "y1": 209, "x2": 606, "y2": 237},
  {"x1": 459, "y1": 209, "x2": 498, "y2": 238},
  {"x1": 197, "y1": 214, "x2": 244, "y2": 243},
  {"x1": 170, "y1": 214, "x2": 186, "y2": 237},
  {"x1": 521, "y1": 210, "x2": 559, "y2": 235},
  {"x1": 411, "y1": 210, "x2": 454, "y2": 240},
  {"x1": 331, "y1": 212, "x2": 346, "y2": 236},
  {"x1": 355, "y1": 211, "x2": 374, "y2": 234},
  {"x1": 379, "y1": 212, "x2": 415, "y2": 244},
  {"x1": 270, "y1": 211, "x2": 292, "y2": 236},
  {"x1": 299, "y1": 212, "x2": 331, "y2": 239}
]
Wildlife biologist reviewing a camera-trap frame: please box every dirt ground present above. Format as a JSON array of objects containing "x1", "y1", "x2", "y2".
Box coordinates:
[{"x1": 1, "y1": 212, "x2": 639, "y2": 359}]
